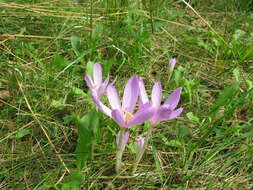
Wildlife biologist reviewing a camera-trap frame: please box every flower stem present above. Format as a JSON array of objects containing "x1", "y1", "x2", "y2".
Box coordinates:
[
  {"x1": 132, "y1": 123, "x2": 153, "y2": 174},
  {"x1": 115, "y1": 128, "x2": 126, "y2": 174},
  {"x1": 167, "y1": 72, "x2": 172, "y2": 85}
]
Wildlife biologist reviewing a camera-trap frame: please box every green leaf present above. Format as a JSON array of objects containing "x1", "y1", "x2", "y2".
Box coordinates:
[
  {"x1": 10, "y1": 129, "x2": 31, "y2": 139},
  {"x1": 233, "y1": 29, "x2": 246, "y2": 40},
  {"x1": 210, "y1": 82, "x2": 239, "y2": 115},
  {"x1": 92, "y1": 23, "x2": 104, "y2": 41},
  {"x1": 177, "y1": 125, "x2": 191, "y2": 138},
  {"x1": 224, "y1": 125, "x2": 248, "y2": 136},
  {"x1": 71, "y1": 36, "x2": 81, "y2": 56},
  {"x1": 246, "y1": 79, "x2": 253, "y2": 90},
  {"x1": 186, "y1": 112, "x2": 200, "y2": 123},
  {"x1": 63, "y1": 114, "x2": 76, "y2": 125},
  {"x1": 240, "y1": 45, "x2": 253, "y2": 62},
  {"x1": 101, "y1": 60, "x2": 115, "y2": 76},
  {"x1": 158, "y1": 133, "x2": 183, "y2": 149},
  {"x1": 232, "y1": 67, "x2": 240, "y2": 82},
  {"x1": 167, "y1": 140, "x2": 183, "y2": 149},
  {"x1": 86, "y1": 61, "x2": 94, "y2": 77},
  {"x1": 70, "y1": 86, "x2": 86, "y2": 97},
  {"x1": 75, "y1": 109, "x2": 99, "y2": 170},
  {"x1": 128, "y1": 142, "x2": 137, "y2": 154},
  {"x1": 58, "y1": 170, "x2": 84, "y2": 190},
  {"x1": 52, "y1": 54, "x2": 69, "y2": 70}
]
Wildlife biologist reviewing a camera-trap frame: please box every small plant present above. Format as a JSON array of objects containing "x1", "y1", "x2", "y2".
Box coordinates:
[{"x1": 85, "y1": 62, "x2": 183, "y2": 174}]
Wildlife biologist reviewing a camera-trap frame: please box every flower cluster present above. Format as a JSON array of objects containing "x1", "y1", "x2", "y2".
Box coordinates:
[{"x1": 85, "y1": 62, "x2": 183, "y2": 173}]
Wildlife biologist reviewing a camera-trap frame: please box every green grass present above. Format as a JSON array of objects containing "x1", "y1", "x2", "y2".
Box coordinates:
[{"x1": 0, "y1": 0, "x2": 253, "y2": 189}]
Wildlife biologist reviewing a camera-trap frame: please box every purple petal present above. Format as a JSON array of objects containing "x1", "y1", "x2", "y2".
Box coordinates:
[
  {"x1": 112, "y1": 109, "x2": 125, "y2": 127},
  {"x1": 164, "y1": 87, "x2": 182, "y2": 110},
  {"x1": 122, "y1": 76, "x2": 139, "y2": 113},
  {"x1": 151, "y1": 106, "x2": 169, "y2": 125},
  {"x1": 126, "y1": 102, "x2": 155, "y2": 127},
  {"x1": 93, "y1": 62, "x2": 102, "y2": 87},
  {"x1": 167, "y1": 108, "x2": 184, "y2": 120},
  {"x1": 103, "y1": 75, "x2": 110, "y2": 87},
  {"x1": 92, "y1": 95, "x2": 112, "y2": 117},
  {"x1": 138, "y1": 78, "x2": 149, "y2": 105},
  {"x1": 107, "y1": 84, "x2": 121, "y2": 110},
  {"x1": 152, "y1": 106, "x2": 183, "y2": 124},
  {"x1": 97, "y1": 76, "x2": 110, "y2": 97},
  {"x1": 151, "y1": 82, "x2": 162, "y2": 107},
  {"x1": 85, "y1": 74, "x2": 94, "y2": 90}
]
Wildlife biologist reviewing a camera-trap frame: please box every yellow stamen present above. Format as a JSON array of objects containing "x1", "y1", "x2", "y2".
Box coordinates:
[{"x1": 123, "y1": 110, "x2": 134, "y2": 123}]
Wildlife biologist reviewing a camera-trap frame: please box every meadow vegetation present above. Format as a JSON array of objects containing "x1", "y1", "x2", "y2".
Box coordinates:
[{"x1": 0, "y1": 0, "x2": 253, "y2": 189}]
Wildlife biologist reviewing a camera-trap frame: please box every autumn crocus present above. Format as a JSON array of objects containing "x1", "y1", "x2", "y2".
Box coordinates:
[
  {"x1": 168, "y1": 58, "x2": 177, "y2": 83},
  {"x1": 139, "y1": 78, "x2": 183, "y2": 125},
  {"x1": 169, "y1": 58, "x2": 176, "y2": 73},
  {"x1": 85, "y1": 62, "x2": 109, "y2": 98},
  {"x1": 92, "y1": 76, "x2": 155, "y2": 173},
  {"x1": 92, "y1": 76, "x2": 155, "y2": 128},
  {"x1": 132, "y1": 78, "x2": 183, "y2": 173},
  {"x1": 136, "y1": 136, "x2": 145, "y2": 157}
]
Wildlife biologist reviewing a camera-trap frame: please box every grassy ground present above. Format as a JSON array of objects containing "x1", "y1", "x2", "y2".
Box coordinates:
[{"x1": 0, "y1": 0, "x2": 253, "y2": 189}]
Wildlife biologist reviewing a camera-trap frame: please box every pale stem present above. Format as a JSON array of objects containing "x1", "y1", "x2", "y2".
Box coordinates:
[
  {"x1": 132, "y1": 123, "x2": 153, "y2": 174},
  {"x1": 91, "y1": 140, "x2": 94, "y2": 160},
  {"x1": 115, "y1": 128, "x2": 126, "y2": 174},
  {"x1": 167, "y1": 72, "x2": 172, "y2": 84}
]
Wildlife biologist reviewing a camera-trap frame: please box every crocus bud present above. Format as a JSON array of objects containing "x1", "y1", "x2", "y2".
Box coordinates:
[
  {"x1": 136, "y1": 136, "x2": 145, "y2": 152},
  {"x1": 168, "y1": 58, "x2": 176, "y2": 73},
  {"x1": 116, "y1": 130, "x2": 130, "y2": 148}
]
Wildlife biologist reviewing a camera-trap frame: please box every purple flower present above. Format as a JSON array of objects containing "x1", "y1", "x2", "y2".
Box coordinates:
[
  {"x1": 92, "y1": 76, "x2": 155, "y2": 128},
  {"x1": 138, "y1": 78, "x2": 183, "y2": 125},
  {"x1": 169, "y1": 58, "x2": 176, "y2": 73},
  {"x1": 136, "y1": 136, "x2": 145, "y2": 151},
  {"x1": 85, "y1": 62, "x2": 109, "y2": 98}
]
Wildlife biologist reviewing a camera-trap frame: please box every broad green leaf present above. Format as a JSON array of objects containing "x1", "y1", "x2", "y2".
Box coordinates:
[
  {"x1": 166, "y1": 140, "x2": 183, "y2": 149},
  {"x1": 158, "y1": 133, "x2": 183, "y2": 149},
  {"x1": 51, "y1": 98, "x2": 65, "y2": 109},
  {"x1": 10, "y1": 129, "x2": 31, "y2": 139},
  {"x1": 92, "y1": 23, "x2": 104, "y2": 41},
  {"x1": 186, "y1": 112, "x2": 200, "y2": 123},
  {"x1": 128, "y1": 142, "x2": 137, "y2": 154},
  {"x1": 86, "y1": 61, "x2": 94, "y2": 77},
  {"x1": 63, "y1": 114, "x2": 76, "y2": 125},
  {"x1": 58, "y1": 170, "x2": 84, "y2": 190},
  {"x1": 101, "y1": 60, "x2": 115, "y2": 76},
  {"x1": 75, "y1": 109, "x2": 99, "y2": 170},
  {"x1": 246, "y1": 79, "x2": 253, "y2": 90},
  {"x1": 177, "y1": 125, "x2": 191, "y2": 138},
  {"x1": 52, "y1": 54, "x2": 69, "y2": 70},
  {"x1": 55, "y1": 49, "x2": 92, "y2": 79},
  {"x1": 70, "y1": 86, "x2": 86, "y2": 97},
  {"x1": 71, "y1": 36, "x2": 81, "y2": 56},
  {"x1": 158, "y1": 133, "x2": 170, "y2": 145}
]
